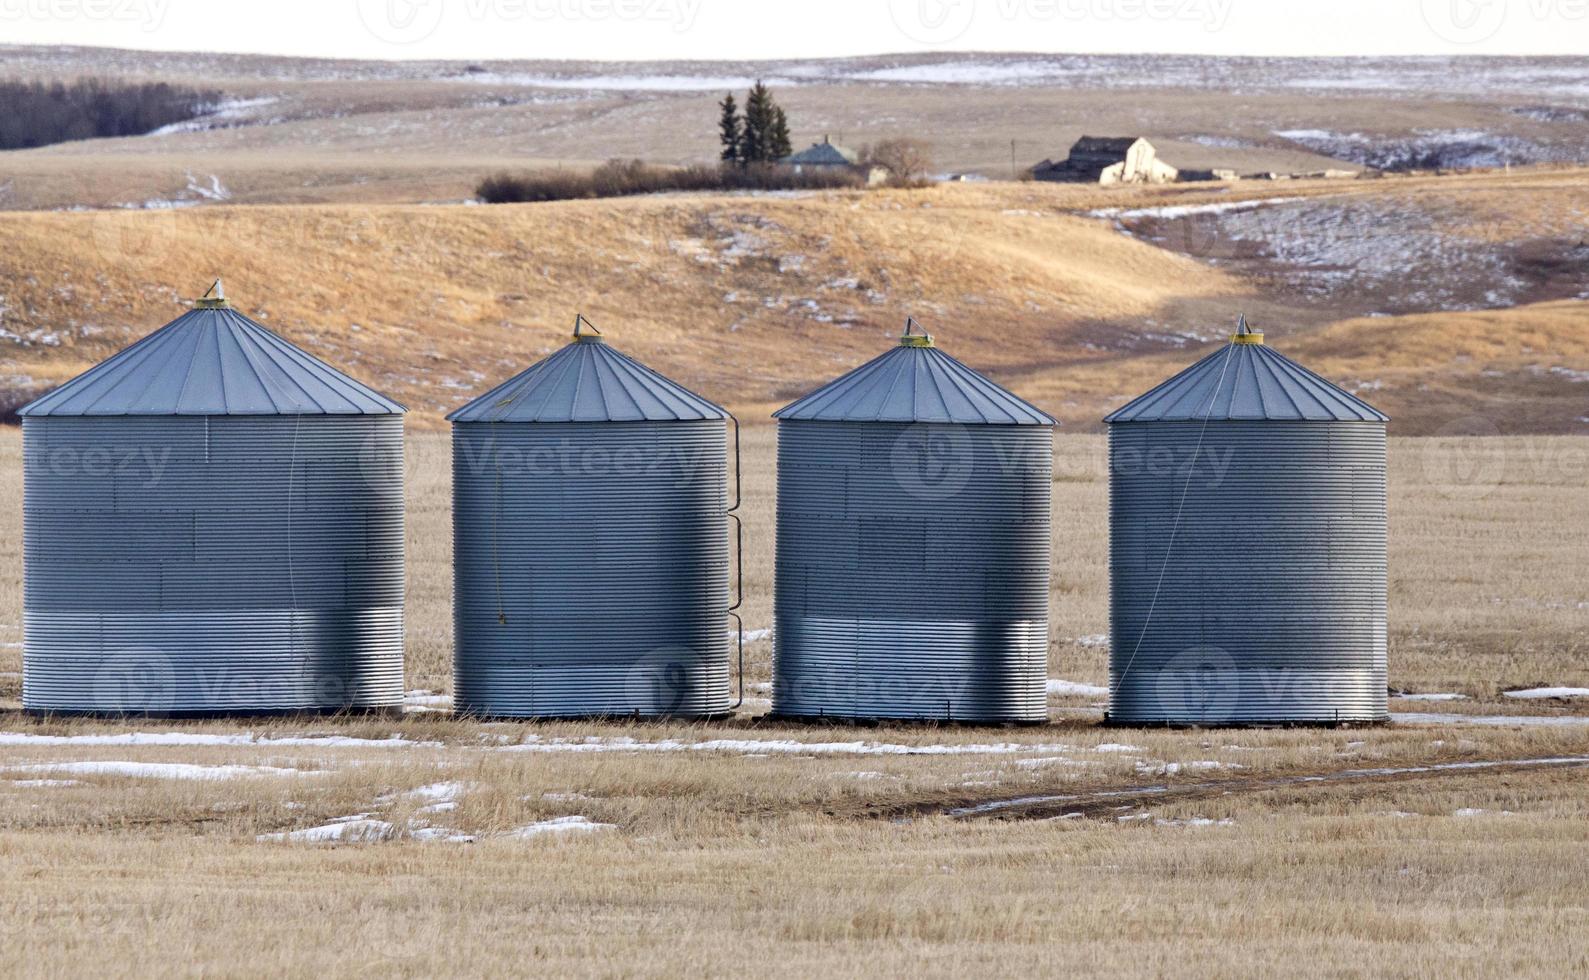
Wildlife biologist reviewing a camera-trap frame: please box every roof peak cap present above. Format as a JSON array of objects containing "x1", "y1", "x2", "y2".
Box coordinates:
[
  {"x1": 572, "y1": 312, "x2": 605, "y2": 343},
  {"x1": 900, "y1": 316, "x2": 935, "y2": 348},
  {"x1": 194, "y1": 278, "x2": 228, "y2": 309}
]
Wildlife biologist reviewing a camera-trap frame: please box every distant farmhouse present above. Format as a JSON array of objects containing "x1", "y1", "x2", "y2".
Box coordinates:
[
  {"x1": 781, "y1": 136, "x2": 889, "y2": 185},
  {"x1": 1032, "y1": 134, "x2": 1362, "y2": 184},
  {"x1": 1033, "y1": 136, "x2": 1181, "y2": 185}
]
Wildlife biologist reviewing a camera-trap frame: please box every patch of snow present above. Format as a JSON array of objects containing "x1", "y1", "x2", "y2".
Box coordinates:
[
  {"x1": 9, "y1": 761, "x2": 318, "y2": 781},
  {"x1": 1047, "y1": 679, "x2": 1109, "y2": 697},
  {"x1": 1136, "y1": 760, "x2": 1241, "y2": 776},
  {"x1": 1454, "y1": 808, "x2": 1515, "y2": 817},
  {"x1": 740, "y1": 627, "x2": 773, "y2": 643},
  {"x1": 6, "y1": 778, "x2": 81, "y2": 787},
  {"x1": 1393, "y1": 712, "x2": 1589, "y2": 727},
  {"x1": 403, "y1": 690, "x2": 453, "y2": 714},
  {"x1": 148, "y1": 97, "x2": 279, "y2": 135},
  {"x1": 846, "y1": 60, "x2": 1084, "y2": 85},
  {"x1": 496, "y1": 735, "x2": 1077, "y2": 757},
  {"x1": 506, "y1": 815, "x2": 615, "y2": 838},
  {"x1": 259, "y1": 817, "x2": 394, "y2": 843},
  {"x1": 1093, "y1": 743, "x2": 1143, "y2": 753},
  {"x1": 1090, "y1": 197, "x2": 1299, "y2": 221},
  {"x1": 1012, "y1": 756, "x2": 1083, "y2": 769},
  {"x1": 184, "y1": 171, "x2": 231, "y2": 201},
  {"x1": 1273, "y1": 128, "x2": 1552, "y2": 170},
  {"x1": 1155, "y1": 816, "x2": 1235, "y2": 827},
  {"x1": 1503, "y1": 687, "x2": 1589, "y2": 699},
  {"x1": 1393, "y1": 692, "x2": 1469, "y2": 702},
  {"x1": 0, "y1": 731, "x2": 436, "y2": 749}
]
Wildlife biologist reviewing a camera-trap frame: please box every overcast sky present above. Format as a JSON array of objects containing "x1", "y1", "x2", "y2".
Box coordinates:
[{"x1": 1, "y1": 0, "x2": 1585, "y2": 60}]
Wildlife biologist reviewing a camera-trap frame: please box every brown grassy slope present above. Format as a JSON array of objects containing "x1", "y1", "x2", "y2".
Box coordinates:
[
  {"x1": 2, "y1": 173, "x2": 1587, "y2": 432},
  {"x1": 0, "y1": 181, "x2": 1243, "y2": 426}
]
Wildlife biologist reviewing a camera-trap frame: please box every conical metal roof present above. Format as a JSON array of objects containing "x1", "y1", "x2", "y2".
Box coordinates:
[
  {"x1": 1105, "y1": 318, "x2": 1388, "y2": 423},
  {"x1": 774, "y1": 321, "x2": 1054, "y2": 426},
  {"x1": 447, "y1": 318, "x2": 726, "y2": 423},
  {"x1": 19, "y1": 285, "x2": 403, "y2": 417}
]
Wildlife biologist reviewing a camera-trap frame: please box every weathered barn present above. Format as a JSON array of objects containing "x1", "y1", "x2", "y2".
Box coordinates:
[{"x1": 1032, "y1": 136, "x2": 1179, "y2": 185}]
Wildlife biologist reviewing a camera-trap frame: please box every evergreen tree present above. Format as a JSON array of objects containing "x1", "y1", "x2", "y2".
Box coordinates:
[
  {"x1": 717, "y1": 92, "x2": 741, "y2": 164},
  {"x1": 768, "y1": 106, "x2": 792, "y2": 161},
  {"x1": 739, "y1": 80, "x2": 774, "y2": 164}
]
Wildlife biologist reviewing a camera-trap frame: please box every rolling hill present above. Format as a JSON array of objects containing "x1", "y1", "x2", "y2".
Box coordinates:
[{"x1": 3, "y1": 171, "x2": 1585, "y2": 433}]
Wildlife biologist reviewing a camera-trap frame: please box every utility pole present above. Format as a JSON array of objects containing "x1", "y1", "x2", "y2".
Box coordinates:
[{"x1": 1010, "y1": 138, "x2": 1017, "y2": 178}]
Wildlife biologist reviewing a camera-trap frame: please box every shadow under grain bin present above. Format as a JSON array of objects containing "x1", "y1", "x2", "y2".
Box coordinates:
[
  {"x1": 771, "y1": 320, "x2": 1055, "y2": 724},
  {"x1": 448, "y1": 317, "x2": 735, "y2": 719},
  {"x1": 19, "y1": 281, "x2": 407, "y2": 717},
  {"x1": 1105, "y1": 317, "x2": 1390, "y2": 726}
]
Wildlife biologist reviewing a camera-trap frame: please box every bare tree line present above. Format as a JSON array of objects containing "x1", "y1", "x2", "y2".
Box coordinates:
[{"x1": 0, "y1": 78, "x2": 221, "y2": 151}]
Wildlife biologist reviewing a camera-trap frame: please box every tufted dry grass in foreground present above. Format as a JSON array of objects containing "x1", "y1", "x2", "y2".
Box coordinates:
[{"x1": 0, "y1": 429, "x2": 1585, "y2": 977}]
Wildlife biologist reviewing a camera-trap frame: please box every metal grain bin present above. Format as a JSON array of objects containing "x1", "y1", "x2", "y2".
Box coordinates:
[
  {"x1": 1105, "y1": 318, "x2": 1389, "y2": 725},
  {"x1": 449, "y1": 319, "x2": 733, "y2": 718},
  {"x1": 19, "y1": 283, "x2": 406, "y2": 716},
  {"x1": 772, "y1": 321, "x2": 1055, "y2": 723}
]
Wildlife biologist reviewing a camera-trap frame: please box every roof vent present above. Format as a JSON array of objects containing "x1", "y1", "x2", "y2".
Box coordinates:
[
  {"x1": 900, "y1": 316, "x2": 934, "y2": 348},
  {"x1": 572, "y1": 312, "x2": 604, "y2": 343},
  {"x1": 1231, "y1": 313, "x2": 1263, "y2": 345},
  {"x1": 195, "y1": 278, "x2": 228, "y2": 309}
]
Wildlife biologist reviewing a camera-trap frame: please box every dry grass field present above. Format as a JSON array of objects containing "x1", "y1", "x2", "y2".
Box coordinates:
[
  {"x1": 1, "y1": 44, "x2": 1585, "y2": 974},
  {"x1": 2, "y1": 48, "x2": 1587, "y2": 210},
  {"x1": 3, "y1": 170, "x2": 1587, "y2": 433},
  {"x1": 0, "y1": 429, "x2": 1585, "y2": 976}
]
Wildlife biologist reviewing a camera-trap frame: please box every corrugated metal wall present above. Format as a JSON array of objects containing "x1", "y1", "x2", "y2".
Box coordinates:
[
  {"x1": 452, "y1": 420, "x2": 732, "y2": 717},
  {"x1": 772, "y1": 421, "x2": 1052, "y2": 722},
  {"x1": 22, "y1": 415, "x2": 406, "y2": 715},
  {"x1": 1107, "y1": 421, "x2": 1388, "y2": 724}
]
